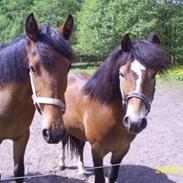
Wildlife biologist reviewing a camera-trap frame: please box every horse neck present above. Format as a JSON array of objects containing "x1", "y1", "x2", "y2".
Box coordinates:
[
  {"x1": 109, "y1": 98, "x2": 125, "y2": 120},
  {"x1": 0, "y1": 79, "x2": 33, "y2": 125},
  {"x1": 0, "y1": 78, "x2": 32, "y2": 104}
]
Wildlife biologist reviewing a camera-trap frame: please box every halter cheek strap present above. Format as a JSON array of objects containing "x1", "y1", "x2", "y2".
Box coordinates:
[
  {"x1": 122, "y1": 92, "x2": 152, "y2": 114},
  {"x1": 29, "y1": 72, "x2": 66, "y2": 114},
  {"x1": 119, "y1": 74, "x2": 153, "y2": 114}
]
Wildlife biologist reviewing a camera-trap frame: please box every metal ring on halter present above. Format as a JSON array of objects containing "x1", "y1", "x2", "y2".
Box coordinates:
[
  {"x1": 122, "y1": 92, "x2": 152, "y2": 114},
  {"x1": 29, "y1": 71, "x2": 66, "y2": 114}
]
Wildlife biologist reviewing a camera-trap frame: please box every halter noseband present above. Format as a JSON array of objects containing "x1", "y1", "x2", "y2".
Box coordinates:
[
  {"x1": 29, "y1": 72, "x2": 66, "y2": 114},
  {"x1": 122, "y1": 92, "x2": 152, "y2": 114},
  {"x1": 119, "y1": 73, "x2": 153, "y2": 114}
]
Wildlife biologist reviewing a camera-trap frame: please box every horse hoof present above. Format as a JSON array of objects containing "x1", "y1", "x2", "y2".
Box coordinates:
[{"x1": 59, "y1": 165, "x2": 66, "y2": 171}]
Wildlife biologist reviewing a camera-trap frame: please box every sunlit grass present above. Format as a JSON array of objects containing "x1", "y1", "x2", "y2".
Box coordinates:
[{"x1": 159, "y1": 65, "x2": 183, "y2": 81}]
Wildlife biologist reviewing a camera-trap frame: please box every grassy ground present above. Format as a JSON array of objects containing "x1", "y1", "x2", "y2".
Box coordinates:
[
  {"x1": 71, "y1": 62, "x2": 183, "y2": 81},
  {"x1": 159, "y1": 65, "x2": 183, "y2": 81}
]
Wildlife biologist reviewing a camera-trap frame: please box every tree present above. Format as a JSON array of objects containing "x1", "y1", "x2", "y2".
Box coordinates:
[
  {"x1": 0, "y1": 0, "x2": 182, "y2": 64},
  {"x1": 75, "y1": 0, "x2": 160, "y2": 58},
  {"x1": 75, "y1": 0, "x2": 183, "y2": 64},
  {"x1": 31, "y1": 0, "x2": 82, "y2": 27},
  {"x1": 0, "y1": 0, "x2": 82, "y2": 43},
  {"x1": 0, "y1": 0, "x2": 33, "y2": 42},
  {"x1": 156, "y1": 0, "x2": 183, "y2": 64}
]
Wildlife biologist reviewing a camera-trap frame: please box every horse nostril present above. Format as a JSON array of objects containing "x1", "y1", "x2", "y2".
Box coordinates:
[
  {"x1": 141, "y1": 118, "x2": 147, "y2": 129},
  {"x1": 42, "y1": 129, "x2": 51, "y2": 142},
  {"x1": 42, "y1": 129, "x2": 49, "y2": 137},
  {"x1": 123, "y1": 116, "x2": 129, "y2": 127}
]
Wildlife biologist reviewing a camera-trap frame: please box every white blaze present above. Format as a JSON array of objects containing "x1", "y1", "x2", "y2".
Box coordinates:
[
  {"x1": 131, "y1": 59, "x2": 145, "y2": 92},
  {"x1": 126, "y1": 60, "x2": 146, "y2": 119}
]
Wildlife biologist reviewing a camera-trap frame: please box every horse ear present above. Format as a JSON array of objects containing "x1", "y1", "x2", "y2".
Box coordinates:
[
  {"x1": 59, "y1": 15, "x2": 74, "y2": 41},
  {"x1": 121, "y1": 33, "x2": 131, "y2": 52},
  {"x1": 147, "y1": 32, "x2": 160, "y2": 45},
  {"x1": 25, "y1": 13, "x2": 39, "y2": 42}
]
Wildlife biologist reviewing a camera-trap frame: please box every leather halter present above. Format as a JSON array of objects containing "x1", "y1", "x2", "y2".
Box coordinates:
[
  {"x1": 119, "y1": 74, "x2": 153, "y2": 114},
  {"x1": 122, "y1": 92, "x2": 152, "y2": 114},
  {"x1": 29, "y1": 72, "x2": 66, "y2": 114}
]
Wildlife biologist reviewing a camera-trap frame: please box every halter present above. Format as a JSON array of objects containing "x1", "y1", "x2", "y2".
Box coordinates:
[
  {"x1": 122, "y1": 92, "x2": 152, "y2": 114},
  {"x1": 29, "y1": 72, "x2": 66, "y2": 114},
  {"x1": 119, "y1": 74, "x2": 153, "y2": 114}
]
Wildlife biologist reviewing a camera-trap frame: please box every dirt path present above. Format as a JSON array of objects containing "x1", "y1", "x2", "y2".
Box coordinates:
[{"x1": 0, "y1": 81, "x2": 183, "y2": 183}]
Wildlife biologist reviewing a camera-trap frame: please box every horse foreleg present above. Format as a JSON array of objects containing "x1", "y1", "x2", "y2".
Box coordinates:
[
  {"x1": 77, "y1": 141, "x2": 86, "y2": 175},
  {"x1": 92, "y1": 148, "x2": 105, "y2": 183},
  {"x1": 108, "y1": 148, "x2": 130, "y2": 183},
  {"x1": 13, "y1": 129, "x2": 30, "y2": 183}
]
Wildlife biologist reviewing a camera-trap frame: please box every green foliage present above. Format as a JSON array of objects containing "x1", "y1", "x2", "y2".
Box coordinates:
[
  {"x1": 32, "y1": 0, "x2": 82, "y2": 27},
  {"x1": 75, "y1": 0, "x2": 160, "y2": 57},
  {"x1": 156, "y1": 0, "x2": 183, "y2": 64},
  {"x1": 75, "y1": 0, "x2": 121, "y2": 57},
  {"x1": 0, "y1": 0, "x2": 82, "y2": 43},
  {"x1": 0, "y1": 0, "x2": 182, "y2": 65},
  {"x1": 75, "y1": 0, "x2": 183, "y2": 64},
  {"x1": 165, "y1": 66, "x2": 183, "y2": 80},
  {"x1": 0, "y1": 0, "x2": 33, "y2": 42}
]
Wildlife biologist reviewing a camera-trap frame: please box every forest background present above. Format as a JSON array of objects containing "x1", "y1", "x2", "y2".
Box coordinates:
[{"x1": 0, "y1": 0, "x2": 183, "y2": 79}]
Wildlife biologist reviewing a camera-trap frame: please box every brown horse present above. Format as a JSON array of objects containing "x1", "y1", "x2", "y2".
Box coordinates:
[
  {"x1": 60, "y1": 33, "x2": 171, "y2": 183},
  {"x1": 0, "y1": 13, "x2": 75, "y2": 182}
]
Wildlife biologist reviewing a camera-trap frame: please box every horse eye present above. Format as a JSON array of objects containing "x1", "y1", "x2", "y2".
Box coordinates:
[{"x1": 29, "y1": 65, "x2": 36, "y2": 73}]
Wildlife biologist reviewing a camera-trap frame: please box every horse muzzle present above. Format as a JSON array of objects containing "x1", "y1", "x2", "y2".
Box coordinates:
[
  {"x1": 123, "y1": 116, "x2": 147, "y2": 134},
  {"x1": 42, "y1": 128, "x2": 66, "y2": 144}
]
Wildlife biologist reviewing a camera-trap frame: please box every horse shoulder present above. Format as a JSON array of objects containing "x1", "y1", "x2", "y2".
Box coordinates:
[
  {"x1": 0, "y1": 83, "x2": 34, "y2": 140},
  {"x1": 64, "y1": 74, "x2": 88, "y2": 138}
]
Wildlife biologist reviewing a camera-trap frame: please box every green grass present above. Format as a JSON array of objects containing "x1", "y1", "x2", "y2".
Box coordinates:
[
  {"x1": 158, "y1": 65, "x2": 183, "y2": 81},
  {"x1": 71, "y1": 63, "x2": 183, "y2": 81}
]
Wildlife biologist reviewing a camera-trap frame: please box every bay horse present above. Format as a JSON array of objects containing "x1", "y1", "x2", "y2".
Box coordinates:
[
  {"x1": 0, "y1": 13, "x2": 75, "y2": 182},
  {"x1": 60, "y1": 33, "x2": 170, "y2": 182}
]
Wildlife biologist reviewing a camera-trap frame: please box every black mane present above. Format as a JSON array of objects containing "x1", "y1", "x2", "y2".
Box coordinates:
[
  {"x1": 0, "y1": 36, "x2": 28, "y2": 87},
  {"x1": 0, "y1": 27, "x2": 75, "y2": 87},
  {"x1": 36, "y1": 27, "x2": 75, "y2": 63},
  {"x1": 83, "y1": 39, "x2": 171, "y2": 105}
]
